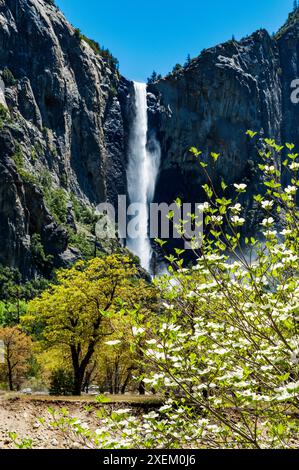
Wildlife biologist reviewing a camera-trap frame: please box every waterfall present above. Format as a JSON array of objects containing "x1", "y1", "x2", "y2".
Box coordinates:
[{"x1": 126, "y1": 82, "x2": 161, "y2": 272}]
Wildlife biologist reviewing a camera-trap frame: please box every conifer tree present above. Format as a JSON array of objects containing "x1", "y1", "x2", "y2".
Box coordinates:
[
  {"x1": 147, "y1": 71, "x2": 158, "y2": 84},
  {"x1": 184, "y1": 54, "x2": 191, "y2": 67}
]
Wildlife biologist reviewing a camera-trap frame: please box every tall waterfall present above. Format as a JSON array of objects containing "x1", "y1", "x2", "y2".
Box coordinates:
[{"x1": 126, "y1": 82, "x2": 161, "y2": 272}]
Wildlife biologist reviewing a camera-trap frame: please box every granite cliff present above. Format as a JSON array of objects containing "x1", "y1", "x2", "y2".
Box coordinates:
[
  {"x1": 0, "y1": 0, "x2": 132, "y2": 276},
  {"x1": 149, "y1": 11, "x2": 299, "y2": 213}
]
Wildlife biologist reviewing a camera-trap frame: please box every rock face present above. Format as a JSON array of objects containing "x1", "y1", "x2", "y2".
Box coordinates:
[
  {"x1": 149, "y1": 13, "x2": 299, "y2": 210},
  {"x1": 0, "y1": 0, "x2": 129, "y2": 276}
]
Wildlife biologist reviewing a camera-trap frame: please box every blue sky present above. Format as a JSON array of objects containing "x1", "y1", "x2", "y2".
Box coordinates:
[{"x1": 55, "y1": 0, "x2": 293, "y2": 82}]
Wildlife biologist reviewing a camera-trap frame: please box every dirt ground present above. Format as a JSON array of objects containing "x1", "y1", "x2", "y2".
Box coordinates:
[{"x1": 0, "y1": 393, "x2": 161, "y2": 449}]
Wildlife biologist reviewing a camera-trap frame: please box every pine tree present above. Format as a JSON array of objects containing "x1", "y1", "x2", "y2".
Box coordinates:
[
  {"x1": 172, "y1": 63, "x2": 183, "y2": 74},
  {"x1": 294, "y1": 0, "x2": 298, "y2": 12},
  {"x1": 147, "y1": 70, "x2": 158, "y2": 84},
  {"x1": 184, "y1": 54, "x2": 191, "y2": 67}
]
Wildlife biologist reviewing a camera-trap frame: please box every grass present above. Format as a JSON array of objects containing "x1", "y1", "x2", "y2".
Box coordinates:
[{"x1": 0, "y1": 391, "x2": 163, "y2": 406}]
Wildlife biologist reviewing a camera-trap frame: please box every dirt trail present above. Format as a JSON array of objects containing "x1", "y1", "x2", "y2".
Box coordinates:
[
  {"x1": 0, "y1": 393, "x2": 161, "y2": 449},
  {"x1": 0, "y1": 396, "x2": 95, "y2": 448}
]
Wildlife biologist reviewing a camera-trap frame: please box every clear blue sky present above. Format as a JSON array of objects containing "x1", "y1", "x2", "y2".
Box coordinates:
[{"x1": 55, "y1": 0, "x2": 293, "y2": 82}]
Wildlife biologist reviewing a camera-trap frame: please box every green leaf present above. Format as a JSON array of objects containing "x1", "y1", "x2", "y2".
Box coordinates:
[
  {"x1": 211, "y1": 152, "x2": 220, "y2": 162},
  {"x1": 154, "y1": 238, "x2": 167, "y2": 247},
  {"x1": 189, "y1": 147, "x2": 202, "y2": 157},
  {"x1": 246, "y1": 130, "x2": 258, "y2": 138},
  {"x1": 286, "y1": 143, "x2": 295, "y2": 150},
  {"x1": 221, "y1": 180, "x2": 228, "y2": 191}
]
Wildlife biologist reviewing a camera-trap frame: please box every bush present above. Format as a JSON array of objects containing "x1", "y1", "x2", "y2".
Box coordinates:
[
  {"x1": 67, "y1": 229, "x2": 94, "y2": 259},
  {"x1": 49, "y1": 368, "x2": 74, "y2": 396},
  {"x1": 0, "y1": 103, "x2": 8, "y2": 119},
  {"x1": 70, "y1": 195, "x2": 99, "y2": 227},
  {"x1": 0, "y1": 103, "x2": 9, "y2": 129},
  {"x1": 30, "y1": 234, "x2": 53, "y2": 272},
  {"x1": 2, "y1": 67, "x2": 16, "y2": 86},
  {"x1": 44, "y1": 187, "x2": 68, "y2": 225}
]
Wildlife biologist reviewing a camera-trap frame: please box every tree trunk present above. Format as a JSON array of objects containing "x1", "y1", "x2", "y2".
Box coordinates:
[
  {"x1": 121, "y1": 371, "x2": 132, "y2": 395},
  {"x1": 138, "y1": 380, "x2": 145, "y2": 395},
  {"x1": 70, "y1": 342, "x2": 96, "y2": 396},
  {"x1": 6, "y1": 349, "x2": 14, "y2": 391},
  {"x1": 73, "y1": 369, "x2": 84, "y2": 396},
  {"x1": 7, "y1": 364, "x2": 13, "y2": 391}
]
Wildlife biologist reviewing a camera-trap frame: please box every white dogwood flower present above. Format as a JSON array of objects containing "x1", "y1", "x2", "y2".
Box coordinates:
[
  {"x1": 231, "y1": 215, "x2": 245, "y2": 226},
  {"x1": 261, "y1": 217, "x2": 274, "y2": 227},
  {"x1": 285, "y1": 185, "x2": 297, "y2": 195},
  {"x1": 234, "y1": 183, "x2": 247, "y2": 192},
  {"x1": 261, "y1": 200, "x2": 274, "y2": 210}
]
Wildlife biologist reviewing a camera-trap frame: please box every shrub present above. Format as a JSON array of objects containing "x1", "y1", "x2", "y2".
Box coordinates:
[
  {"x1": 30, "y1": 234, "x2": 53, "y2": 272},
  {"x1": 67, "y1": 229, "x2": 94, "y2": 259},
  {"x1": 70, "y1": 195, "x2": 99, "y2": 227},
  {"x1": 0, "y1": 103, "x2": 9, "y2": 129},
  {"x1": 0, "y1": 103, "x2": 8, "y2": 119},
  {"x1": 2, "y1": 67, "x2": 16, "y2": 86},
  {"x1": 44, "y1": 187, "x2": 68, "y2": 225},
  {"x1": 49, "y1": 368, "x2": 74, "y2": 396}
]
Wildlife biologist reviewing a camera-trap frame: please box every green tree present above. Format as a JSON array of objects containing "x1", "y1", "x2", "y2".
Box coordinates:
[
  {"x1": 49, "y1": 368, "x2": 74, "y2": 396},
  {"x1": 172, "y1": 63, "x2": 182, "y2": 73},
  {"x1": 147, "y1": 71, "x2": 157, "y2": 84},
  {"x1": 23, "y1": 254, "x2": 153, "y2": 395},
  {"x1": 184, "y1": 54, "x2": 191, "y2": 67}
]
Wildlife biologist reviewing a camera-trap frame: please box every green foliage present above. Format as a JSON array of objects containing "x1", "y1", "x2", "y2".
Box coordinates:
[
  {"x1": 2, "y1": 67, "x2": 16, "y2": 86},
  {"x1": 49, "y1": 368, "x2": 74, "y2": 396},
  {"x1": 23, "y1": 255, "x2": 155, "y2": 395},
  {"x1": 67, "y1": 230, "x2": 94, "y2": 259},
  {"x1": 147, "y1": 71, "x2": 162, "y2": 84},
  {"x1": 81, "y1": 35, "x2": 101, "y2": 55},
  {"x1": 0, "y1": 301, "x2": 27, "y2": 326},
  {"x1": 172, "y1": 63, "x2": 183, "y2": 73},
  {"x1": 11, "y1": 145, "x2": 38, "y2": 184},
  {"x1": 43, "y1": 186, "x2": 68, "y2": 225},
  {"x1": 110, "y1": 86, "x2": 118, "y2": 97},
  {"x1": 30, "y1": 234, "x2": 53, "y2": 272},
  {"x1": 74, "y1": 29, "x2": 119, "y2": 70},
  {"x1": 8, "y1": 432, "x2": 33, "y2": 449},
  {"x1": 29, "y1": 141, "x2": 45, "y2": 162},
  {"x1": 184, "y1": 54, "x2": 192, "y2": 67},
  {"x1": 70, "y1": 195, "x2": 99, "y2": 228},
  {"x1": 0, "y1": 103, "x2": 8, "y2": 120},
  {"x1": 0, "y1": 264, "x2": 49, "y2": 325},
  {"x1": 0, "y1": 103, "x2": 9, "y2": 129},
  {"x1": 0, "y1": 265, "x2": 21, "y2": 301}
]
